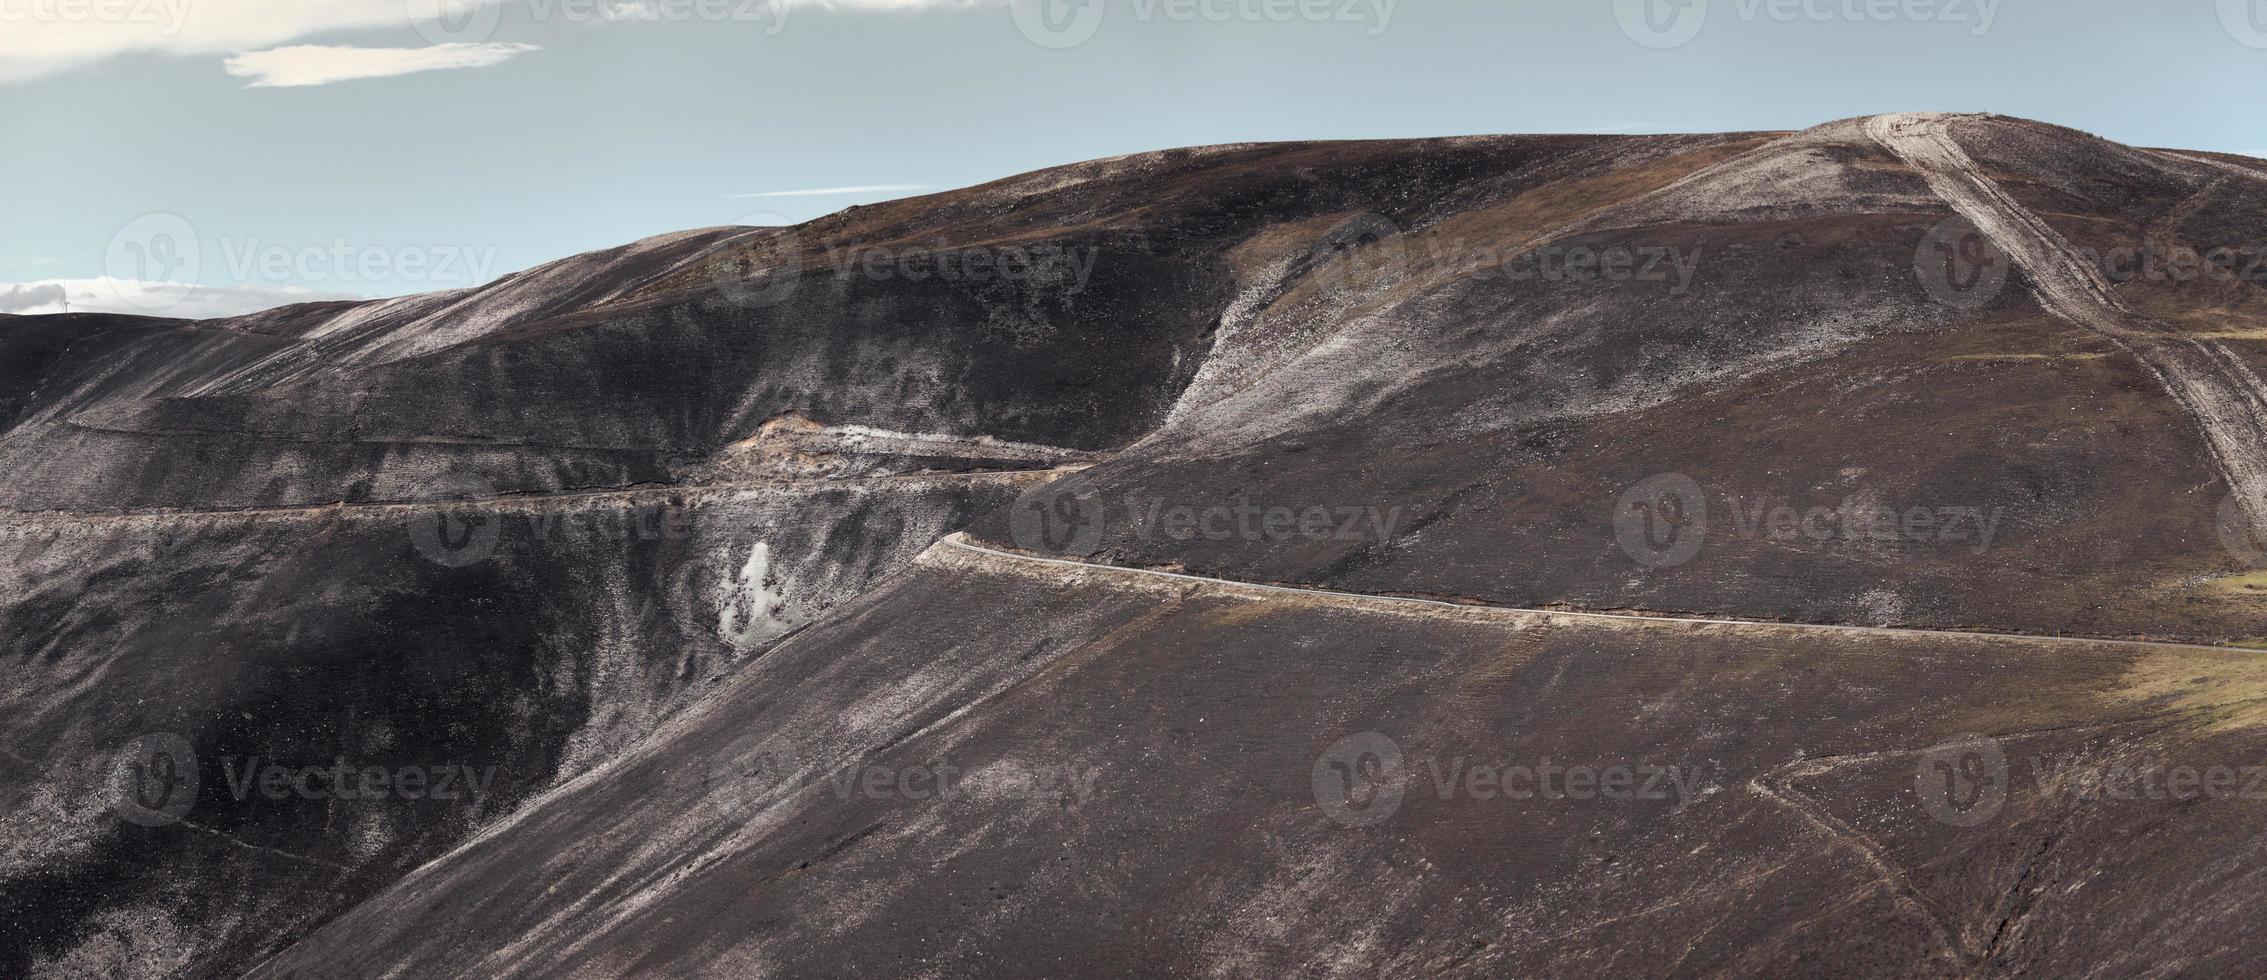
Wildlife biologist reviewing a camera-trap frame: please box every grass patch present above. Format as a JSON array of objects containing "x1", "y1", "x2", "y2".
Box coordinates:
[
  {"x1": 2205, "y1": 570, "x2": 2267, "y2": 596},
  {"x1": 2118, "y1": 649, "x2": 2267, "y2": 732}
]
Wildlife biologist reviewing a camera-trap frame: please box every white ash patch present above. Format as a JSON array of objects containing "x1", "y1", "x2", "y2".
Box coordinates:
[{"x1": 716, "y1": 539, "x2": 795, "y2": 653}]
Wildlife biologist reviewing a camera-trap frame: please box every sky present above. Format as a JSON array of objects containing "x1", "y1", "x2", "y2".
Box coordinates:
[{"x1": 3, "y1": 0, "x2": 2265, "y2": 317}]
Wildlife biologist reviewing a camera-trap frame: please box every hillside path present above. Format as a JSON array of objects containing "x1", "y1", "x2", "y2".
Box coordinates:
[{"x1": 1867, "y1": 112, "x2": 2267, "y2": 534}]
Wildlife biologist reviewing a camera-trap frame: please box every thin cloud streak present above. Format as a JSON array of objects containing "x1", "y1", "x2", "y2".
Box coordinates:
[{"x1": 223, "y1": 43, "x2": 540, "y2": 88}]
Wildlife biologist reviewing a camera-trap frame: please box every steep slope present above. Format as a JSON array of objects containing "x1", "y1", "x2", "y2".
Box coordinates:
[
  {"x1": 251, "y1": 536, "x2": 2267, "y2": 978},
  {"x1": 969, "y1": 114, "x2": 2267, "y2": 644},
  {"x1": 10, "y1": 113, "x2": 2267, "y2": 979},
  {"x1": 1869, "y1": 112, "x2": 2267, "y2": 536}
]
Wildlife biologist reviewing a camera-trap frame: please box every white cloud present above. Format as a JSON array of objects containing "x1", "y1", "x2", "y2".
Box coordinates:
[
  {"x1": 0, "y1": 277, "x2": 357, "y2": 319},
  {"x1": 0, "y1": 0, "x2": 511, "y2": 83},
  {"x1": 0, "y1": 0, "x2": 993, "y2": 83},
  {"x1": 726, "y1": 184, "x2": 930, "y2": 199},
  {"x1": 223, "y1": 43, "x2": 538, "y2": 87},
  {"x1": 0, "y1": 283, "x2": 68, "y2": 314}
]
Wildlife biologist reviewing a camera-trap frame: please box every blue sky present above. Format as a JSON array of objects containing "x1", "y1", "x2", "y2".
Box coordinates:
[{"x1": 3, "y1": 0, "x2": 2264, "y2": 317}]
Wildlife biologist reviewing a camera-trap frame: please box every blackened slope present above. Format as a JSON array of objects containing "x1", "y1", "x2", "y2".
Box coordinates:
[
  {"x1": 1871, "y1": 112, "x2": 2267, "y2": 538},
  {"x1": 0, "y1": 474, "x2": 1043, "y2": 979},
  {"x1": 968, "y1": 115, "x2": 2267, "y2": 643},
  {"x1": 3, "y1": 135, "x2": 1727, "y2": 512},
  {"x1": 250, "y1": 540, "x2": 2267, "y2": 978}
]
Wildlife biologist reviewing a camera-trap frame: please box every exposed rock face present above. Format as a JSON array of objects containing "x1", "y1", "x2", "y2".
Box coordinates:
[{"x1": 7, "y1": 114, "x2": 2267, "y2": 978}]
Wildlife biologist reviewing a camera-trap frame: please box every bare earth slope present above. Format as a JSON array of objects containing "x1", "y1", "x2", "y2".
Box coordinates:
[{"x1": 7, "y1": 114, "x2": 2267, "y2": 978}]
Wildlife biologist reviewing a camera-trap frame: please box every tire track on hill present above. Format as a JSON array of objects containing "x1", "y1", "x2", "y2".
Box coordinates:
[
  {"x1": 938, "y1": 534, "x2": 2247, "y2": 654},
  {"x1": 1867, "y1": 112, "x2": 2267, "y2": 536}
]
